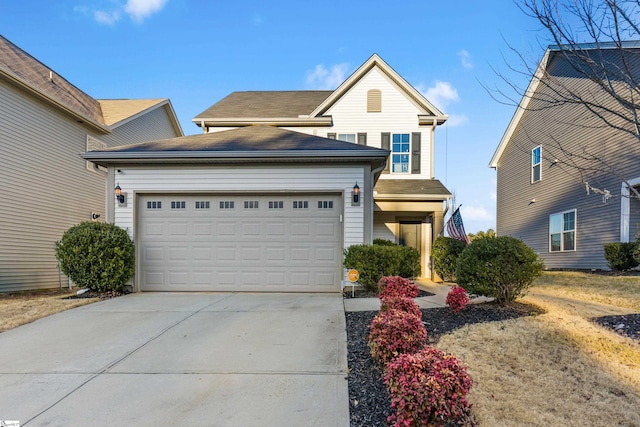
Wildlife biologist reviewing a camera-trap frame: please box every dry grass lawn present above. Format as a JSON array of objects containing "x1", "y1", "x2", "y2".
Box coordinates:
[
  {"x1": 438, "y1": 271, "x2": 640, "y2": 427},
  {"x1": 0, "y1": 288, "x2": 99, "y2": 333}
]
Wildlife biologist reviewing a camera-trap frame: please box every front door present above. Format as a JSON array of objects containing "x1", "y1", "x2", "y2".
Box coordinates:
[{"x1": 399, "y1": 221, "x2": 422, "y2": 254}]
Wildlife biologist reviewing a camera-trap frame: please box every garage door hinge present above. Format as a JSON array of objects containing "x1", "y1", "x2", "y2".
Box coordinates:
[{"x1": 340, "y1": 214, "x2": 343, "y2": 223}]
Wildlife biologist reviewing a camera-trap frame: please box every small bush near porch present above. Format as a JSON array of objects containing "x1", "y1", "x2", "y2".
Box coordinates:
[{"x1": 344, "y1": 244, "x2": 420, "y2": 291}]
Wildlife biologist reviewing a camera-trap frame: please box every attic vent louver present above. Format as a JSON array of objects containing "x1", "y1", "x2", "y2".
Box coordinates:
[{"x1": 367, "y1": 89, "x2": 381, "y2": 112}]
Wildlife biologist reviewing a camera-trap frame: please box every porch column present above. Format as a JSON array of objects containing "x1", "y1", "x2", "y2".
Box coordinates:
[{"x1": 431, "y1": 210, "x2": 445, "y2": 282}]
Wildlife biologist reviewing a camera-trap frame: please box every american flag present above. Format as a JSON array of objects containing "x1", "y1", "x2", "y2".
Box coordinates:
[{"x1": 446, "y1": 207, "x2": 469, "y2": 244}]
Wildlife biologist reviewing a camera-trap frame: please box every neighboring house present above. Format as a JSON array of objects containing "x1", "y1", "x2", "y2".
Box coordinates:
[
  {"x1": 0, "y1": 36, "x2": 183, "y2": 292},
  {"x1": 490, "y1": 42, "x2": 640, "y2": 270},
  {"x1": 84, "y1": 54, "x2": 451, "y2": 293}
]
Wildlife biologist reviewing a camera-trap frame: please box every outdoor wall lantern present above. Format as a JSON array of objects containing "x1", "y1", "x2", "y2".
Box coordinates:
[
  {"x1": 352, "y1": 182, "x2": 360, "y2": 206},
  {"x1": 115, "y1": 183, "x2": 126, "y2": 205}
]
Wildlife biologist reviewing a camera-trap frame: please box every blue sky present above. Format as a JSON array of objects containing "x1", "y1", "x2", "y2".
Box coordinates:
[{"x1": 1, "y1": 0, "x2": 551, "y2": 233}]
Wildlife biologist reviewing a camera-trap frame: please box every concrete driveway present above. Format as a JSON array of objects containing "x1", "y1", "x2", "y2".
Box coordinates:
[{"x1": 0, "y1": 293, "x2": 348, "y2": 426}]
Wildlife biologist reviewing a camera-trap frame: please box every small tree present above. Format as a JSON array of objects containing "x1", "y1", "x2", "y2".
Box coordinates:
[
  {"x1": 431, "y1": 236, "x2": 466, "y2": 282},
  {"x1": 456, "y1": 236, "x2": 544, "y2": 304},
  {"x1": 56, "y1": 222, "x2": 135, "y2": 292}
]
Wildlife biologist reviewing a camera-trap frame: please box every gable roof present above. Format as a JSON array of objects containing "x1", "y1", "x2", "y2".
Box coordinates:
[
  {"x1": 310, "y1": 54, "x2": 447, "y2": 124},
  {"x1": 98, "y1": 98, "x2": 183, "y2": 135},
  {"x1": 82, "y1": 125, "x2": 389, "y2": 165},
  {"x1": 490, "y1": 41, "x2": 640, "y2": 168},
  {"x1": 0, "y1": 35, "x2": 183, "y2": 136},
  {"x1": 193, "y1": 53, "x2": 448, "y2": 129}
]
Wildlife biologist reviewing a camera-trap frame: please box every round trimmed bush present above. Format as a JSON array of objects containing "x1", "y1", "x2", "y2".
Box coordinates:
[
  {"x1": 378, "y1": 276, "x2": 419, "y2": 299},
  {"x1": 368, "y1": 309, "x2": 427, "y2": 365},
  {"x1": 56, "y1": 221, "x2": 135, "y2": 292},
  {"x1": 380, "y1": 296, "x2": 422, "y2": 318},
  {"x1": 432, "y1": 236, "x2": 467, "y2": 282},
  {"x1": 456, "y1": 236, "x2": 544, "y2": 304}
]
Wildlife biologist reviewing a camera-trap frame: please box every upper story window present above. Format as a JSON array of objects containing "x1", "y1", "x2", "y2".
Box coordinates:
[
  {"x1": 367, "y1": 89, "x2": 382, "y2": 112},
  {"x1": 338, "y1": 133, "x2": 356, "y2": 143},
  {"x1": 532, "y1": 146, "x2": 541, "y2": 183},
  {"x1": 549, "y1": 209, "x2": 576, "y2": 252},
  {"x1": 392, "y1": 133, "x2": 411, "y2": 173}
]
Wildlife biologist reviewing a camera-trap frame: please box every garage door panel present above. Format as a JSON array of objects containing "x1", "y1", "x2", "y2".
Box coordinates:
[{"x1": 139, "y1": 194, "x2": 342, "y2": 292}]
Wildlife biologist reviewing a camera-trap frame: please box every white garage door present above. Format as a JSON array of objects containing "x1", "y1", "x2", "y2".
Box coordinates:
[{"x1": 138, "y1": 194, "x2": 343, "y2": 292}]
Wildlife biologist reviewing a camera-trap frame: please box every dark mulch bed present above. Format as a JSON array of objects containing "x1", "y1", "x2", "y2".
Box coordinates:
[
  {"x1": 343, "y1": 288, "x2": 435, "y2": 299},
  {"x1": 592, "y1": 313, "x2": 640, "y2": 342},
  {"x1": 346, "y1": 302, "x2": 544, "y2": 426},
  {"x1": 63, "y1": 289, "x2": 130, "y2": 300}
]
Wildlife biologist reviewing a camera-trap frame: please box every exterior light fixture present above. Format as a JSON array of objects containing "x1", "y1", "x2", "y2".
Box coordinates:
[
  {"x1": 352, "y1": 182, "x2": 360, "y2": 206},
  {"x1": 115, "y1": 183, "x2": 126, "y2": 205}
]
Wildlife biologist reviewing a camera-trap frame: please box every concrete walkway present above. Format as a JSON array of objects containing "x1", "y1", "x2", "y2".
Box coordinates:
[
  {"x1": 0, "y1": 293, "x2": 348, "y2": 426},
  {"x1": 343, "y1": 279, "x2": 451, "y2": 312}
]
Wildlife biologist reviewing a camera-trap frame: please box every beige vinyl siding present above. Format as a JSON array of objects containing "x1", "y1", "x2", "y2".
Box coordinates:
[
  {"x1": 0, "y1": 82, "x2": 181, "y2": 291},
  {"x1": 0, "y1": 80, "x2": 105, "y2": 291},
  {"x1": 495, "y1": 52, "x2": 640, "y2": 270},
  {"x1": 101, "y1": 106, "x2": 178, "y2": 148},
  {"x1": 112, "y1": 165, "x2": 365, "y2": 249},
  {"x1": 373, "y1": 213, "x2": 398, "y2": 242}
]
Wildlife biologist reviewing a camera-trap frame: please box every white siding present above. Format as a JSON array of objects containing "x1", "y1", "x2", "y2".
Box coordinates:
[
  {"x1": 373, "y1": 213, "x2": 398, "y2": 242},
  {"x1": 113, "y1": 165, "x2": 365, "y2": 249}
]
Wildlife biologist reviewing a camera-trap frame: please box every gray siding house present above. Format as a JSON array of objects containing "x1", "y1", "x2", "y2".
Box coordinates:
[
  {"x1": 0, "y1": 36, "x2": 183, "y2": 291},
  {"x1": 490, "y1": 42, "x2": 640, "y2": 270}
]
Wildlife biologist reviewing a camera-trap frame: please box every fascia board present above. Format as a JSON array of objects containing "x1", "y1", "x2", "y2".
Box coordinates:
[
  {"x1": 489, "y1": 48, "x2": 551, "y2": 168},
  {"x1": 193, "y1": 117, "x2": 333, "y2": 127},
  {"x1": 0, "y1": 69, "x2": 111, "y2": 134}
]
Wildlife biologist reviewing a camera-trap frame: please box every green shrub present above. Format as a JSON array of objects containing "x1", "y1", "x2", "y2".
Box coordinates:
[
  {"x1": 373, "y1": 238, "x2": 398, "y2": 246},
  {"x1": 456, "y1": 236, "x2": 544, "y2": 304},
  {"x1": 605, "y1": 242, "x2": 639, "y2": 271},
  {"x1": 344, "y1": 244, "x2": 420, "y2": 291},
  {"x1": 56, "y1": 221, "x2": 135, "y2": 292},
  {"x1": 384, "y1": 345, "x2": 473, "y2": 426},
  {"x1": 368, "y1": 309, "x2": 427, "y2": 365},
  {"x1": 432, "y1": 236, "x2": 467, "y2": 282}
]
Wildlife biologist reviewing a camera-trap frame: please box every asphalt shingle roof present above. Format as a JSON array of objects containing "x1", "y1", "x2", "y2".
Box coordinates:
[
  {"x1": 194, "y1": 91, "x2": 333, "y2": 119},
  {"x1": 374, "y1": 179, "x2": 451, "y2": 198}
]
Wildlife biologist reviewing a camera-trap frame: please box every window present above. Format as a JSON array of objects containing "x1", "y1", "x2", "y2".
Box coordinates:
[
  {"x1": 293, "y1": 201, "x2": 308, "y2": 209},
  {"x1": 171, "y1": 201, "x2": 186, "y2": 209},
  {"x1": 244, "y1": 201, "x2": 259, "y2": 209},
  {"x1": 219, "y1": 201, "x2": 234, "y2": 209},
  {"x1": 195, "y1": 201, "x2": 210, "y2": 209},
  {"x1": 550, "y1": 209, "x2": 576, "y2": 252},
  {"x1": 337, "y1": 133, "x2": 356, "y2": 143},
  {"x1": 269, "y1": 201, "x2": 284, "y2": 209},
  {"x1": 147, "y1": 201, "x2": 162, "y2": 209},
  {"x1": 532, "y1": 146, "x2": 541, "y2": 183},
  {"x1": 392, "y1": 133, "x2": 410, "y2": 173},
  {"x1": 318, "y1": 200, "x2": 334, "y2": 209}
]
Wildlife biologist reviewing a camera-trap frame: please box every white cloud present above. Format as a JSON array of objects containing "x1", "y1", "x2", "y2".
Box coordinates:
[
  {"x1": 124, "y1": 0, "x2": 168, "y2": 22},
  {"x1": 86, "y1": 0, "x2": 167, "y2": 24},
  {"x1": 418, "y1": 81, "x2": 460, "y2": 111},
  {"x1": 305, "y1": 63, "x2": 350, "y2": 90},
  {"x1": 457, "y1": 49, "x2": 473, "y2": 69},
  {"x1": 94, "y1": 9, "x2": 121, "y2": 25}
]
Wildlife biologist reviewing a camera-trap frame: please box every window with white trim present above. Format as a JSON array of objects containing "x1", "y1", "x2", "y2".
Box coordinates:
[
  {"x1": 532, "y1": 146, "x2": 541, "y2": 183},
  {"x1": 195, "y1": 201, "x2": 210, "y2": 209},
  {"x1": 269, "y1": 201, "x2": 284, "y2": 209},
  {"x1": 219, "y1": 201, "x2": 235, "y2": 209},
  {"x1": 244, "y1": 201, "x2": 259, "y2": 209},
  {"x1": 392, "y1": 133, "x2": 410, "y2": 173},
  {"x1": 550, "y1": 209, "x2": 576, "y2": 252},
  {"x1": 171, "y1": 201, "x2": 186, "y2": 209}
]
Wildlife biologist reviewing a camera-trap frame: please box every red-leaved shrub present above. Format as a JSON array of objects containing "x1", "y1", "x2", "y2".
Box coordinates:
[
  {"x1": 378, "y1": 276, "x2": 419, "y2": 299},
  {"x1": 384, "y1": 346, "x2": 473, "y2": 426},
  {"x1": 446, "y1": 285, "x2": 470, "y2": 313},
  {"x1": 380, "y1": 296, "x2": 422, "y2": 318},
  {"x1": 368, "y1": 309, "x2": 427, "y2": 365}
]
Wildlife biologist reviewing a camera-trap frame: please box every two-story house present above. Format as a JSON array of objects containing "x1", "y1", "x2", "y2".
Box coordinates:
[
  {"x1": 491, "y1": 42, "x2": 640, "y2": 270},
  {"x1": 84, "y1": 54, "x2": 452, "y2": 292},
  {"x1": 0, "y1": 35, "x2": 183, "y2": 291}
]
